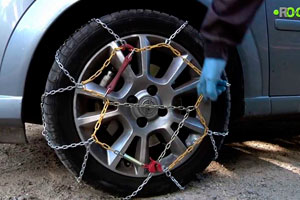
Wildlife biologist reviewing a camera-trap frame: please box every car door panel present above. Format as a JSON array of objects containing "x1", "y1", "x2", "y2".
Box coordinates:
[{"x1": 266, "y1": 0, "x2": 300, "y2": 96}]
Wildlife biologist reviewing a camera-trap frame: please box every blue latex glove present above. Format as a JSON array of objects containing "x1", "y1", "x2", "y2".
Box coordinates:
[{"x1": 197, "y1": 58, "x2": 227, "y2": 101}]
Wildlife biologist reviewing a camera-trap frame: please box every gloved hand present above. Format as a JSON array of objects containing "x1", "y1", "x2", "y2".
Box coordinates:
[{"x1": 197, "y1": 57, "x2": 227, "y2": 101}]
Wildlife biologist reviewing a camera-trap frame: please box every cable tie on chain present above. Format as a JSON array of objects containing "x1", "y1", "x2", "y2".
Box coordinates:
[
  {"x1": 104, "y1": 89, "x2": 110, "y2": 98},
  {"x1": 128, "y1": 50, "x2": 135, "y2": 58}
]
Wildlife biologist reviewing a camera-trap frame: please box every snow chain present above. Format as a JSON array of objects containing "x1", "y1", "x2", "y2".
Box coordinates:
[{"x1": 40, "y1": 18, "x2": 229, "y2": 199}]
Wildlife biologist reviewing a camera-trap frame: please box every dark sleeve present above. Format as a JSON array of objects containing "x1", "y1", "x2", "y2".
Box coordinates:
[{"x1": 200, "y1": 0, "x2": 264, "y2": 60}]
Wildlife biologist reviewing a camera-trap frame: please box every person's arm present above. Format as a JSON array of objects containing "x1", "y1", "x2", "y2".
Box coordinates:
[
  {"x1": 201, "y1": 0, "x2": 264, "y2": 60},
  {"x1": 197, "y1": 0, "x2": 264, "y2": 100}
]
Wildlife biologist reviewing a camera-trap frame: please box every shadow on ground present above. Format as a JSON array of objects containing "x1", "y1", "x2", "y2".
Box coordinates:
[
  {"x1": 148, "y1": 116, "x2": 300, "y2": 199},
  {"x1": 0, "y1": 116, "x2": 299, "y2": 200}
]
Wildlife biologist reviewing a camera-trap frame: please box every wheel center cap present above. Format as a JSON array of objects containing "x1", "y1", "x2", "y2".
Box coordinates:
[{"x1": 137, "y1": 96, "x2": 159, "y2": 119}]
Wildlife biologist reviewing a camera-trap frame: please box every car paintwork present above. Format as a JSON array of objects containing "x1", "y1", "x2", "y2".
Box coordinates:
[
  {"x1": 0, "y1": 0, "x2": 299, "y2": 143},
  {"x1": 0, "y1": 0, "x2": 78, "y2": 142},
  {"x1": 266, "y1": 0, "x2": 300, "y2": 96},
  {"x1": 0, "y1": 0, "x2": 34, "y2": 67}
]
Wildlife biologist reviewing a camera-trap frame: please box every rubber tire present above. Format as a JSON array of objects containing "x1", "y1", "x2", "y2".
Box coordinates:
[{"x1": 44, "y1": 9, "x2": 230, "y2": 197}]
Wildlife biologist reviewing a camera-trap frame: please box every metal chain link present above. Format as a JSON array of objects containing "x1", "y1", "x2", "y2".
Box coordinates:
[
  {"x1": 55, "y1": 51, "x2": 78, "y2": 85},
  {"x1": 44, "y1": 131, "x2": 93, "y2": 150},
  {"x1": 92, "y1": 18, "x2": 126, "y2": 45},
  {"x1": 76, "y1": 139, "x2": 94, "y2": 182},
  {"x1": 157, "y1": 110, "x2": 192, "y2": 162},
  {"x1": 40, "y1": 83, "x2": 95, "y2": 181},
  {"x1": 42, "y1": 85, "x2": 78, "y2": 98},
  {"x1": 165, "y1": 21, "x2": 188, "y2": 45},
  {"x1": 208, "y1": 130, "x2": 229, "y2": 137},
  {"x1": 208, "y1": 133, "x2": 219, "y2": 160},
  {"x1": 124, "y1": 108, "x2": 193, "y2": 199},
  {"x1": 163, "y1": 168, "x2": 185, "y2": 190},
  {"x1": 207, "y1": 130, "x2": 229, "y2": 160},
  {"x1": 41, "y1": 18, "x2": 230, "y2": 199},
  {"x1": 122, "y1": 173, "x2": 153, "y2": 200},
  {"x1": 109, "y1": 101, "x2": 195, "y2": 111}
]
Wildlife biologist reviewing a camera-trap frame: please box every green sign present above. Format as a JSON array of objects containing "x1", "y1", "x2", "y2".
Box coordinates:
[{"x1": 273, "y1": 7, "x2": 300, "y2": 18}]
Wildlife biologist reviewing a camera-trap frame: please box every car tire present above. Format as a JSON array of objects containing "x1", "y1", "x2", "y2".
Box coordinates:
[{"x1": 44, "y1": 9, "x2": 230, "y2": 197}]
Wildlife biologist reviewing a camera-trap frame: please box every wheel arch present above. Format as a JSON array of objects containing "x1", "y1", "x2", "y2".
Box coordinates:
[
  {"x1": 22, "y1": 0, "x2": 208, "y2": 123},
  {"x1": 0, "y1": 0, "x2": 80, "y2": 126},
  {"x1": 22, "y1": 0, "x2": 248, "y2": 124},
  {"x1": 22, "y1": 0, "x2": 247, "y2": 123}
]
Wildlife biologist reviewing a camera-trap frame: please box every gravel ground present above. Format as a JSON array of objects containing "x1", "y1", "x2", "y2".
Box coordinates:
[{"x1": 0, "y1": 120, "x2": 299, "y2": 200}]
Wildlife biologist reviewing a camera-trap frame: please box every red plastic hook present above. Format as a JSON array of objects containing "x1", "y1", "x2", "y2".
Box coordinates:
[
  {"x1": 121, "y1": 44, "x2": 134, "y2": 51},
  {"x1": 143, "y1": 158, "x2": 163, "y2": 173},
  {"x1": 106, "y1": 44, "x2": 135, "y2": 95}
]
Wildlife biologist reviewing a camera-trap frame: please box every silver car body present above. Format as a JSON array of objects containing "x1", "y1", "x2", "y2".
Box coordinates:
[
  {"x1": 1, "y1": 0, "x2": 300, "y2": 143},
  {"x1": 0, "y1": 0, "x2": 78, "y2": 142}
]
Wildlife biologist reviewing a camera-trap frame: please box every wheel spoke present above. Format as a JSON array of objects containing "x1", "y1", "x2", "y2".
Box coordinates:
[
  {"x1": 109, "y1": 41, "x2": 125, "y2": 68},
  {"x1": 174, "y1": 78, "x2": 199, "y2": 96},
  {"x1": 75, "y1": 86, "x2": 103, "y2": 99},
  {"x1": 107, "y1": 129, "x2": 134, "y2": 169},
  {"x1": 83, "y1": 82, "x2": 106, "y2": 95},
  {"x1": 173, "y1": 113, "x2": 205, "y2": 134},
  {"x1": 138, "y1": 35, "x2": 151, "y2": 78},
  {"x1": 161, "y1": 126, "x2": 187, "y2": 155},
  {"x1": 76, "y1": 111, "x2": 100, "y2": 127},
  {"x1": 160, "y1": 55, "x2": 191, "y2": 85},
  {"x1": 135, "y1": 136, "x2": 149, "y2": 176},
  {"x1": 76, "y1": 109, "x2": 120, "y2": 127},
  {"x1": 103, "y1": 109, "x2": 121, "y2": 122}
]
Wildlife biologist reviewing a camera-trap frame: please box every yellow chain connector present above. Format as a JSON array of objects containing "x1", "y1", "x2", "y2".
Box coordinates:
[
  {"x1": 91, "y1": 98, "x2": 112, "y2": 151},
  {"x1": 81, "y1": 46, "x2": 123, "y2": 85}
]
